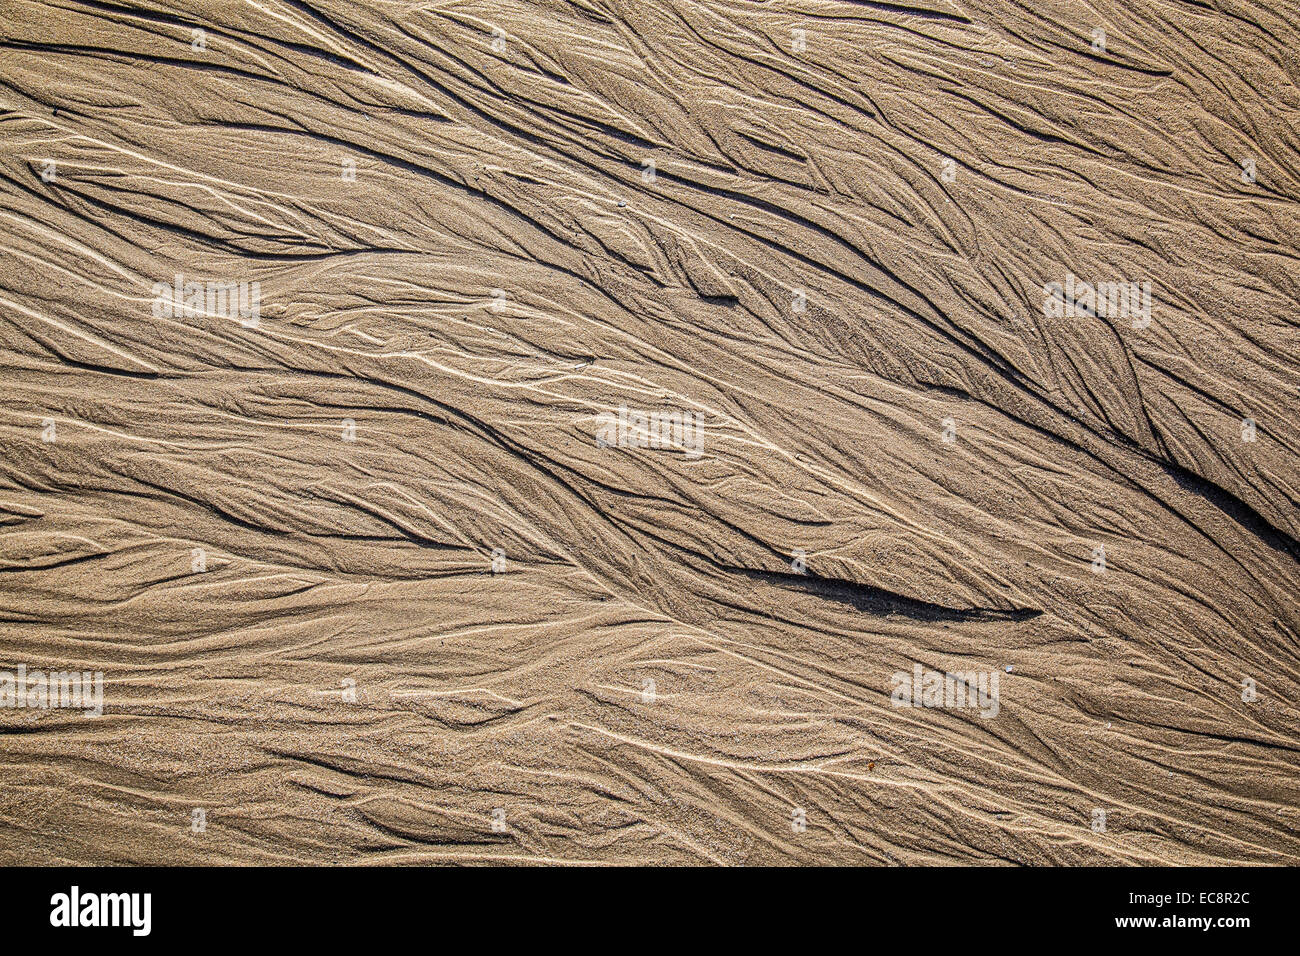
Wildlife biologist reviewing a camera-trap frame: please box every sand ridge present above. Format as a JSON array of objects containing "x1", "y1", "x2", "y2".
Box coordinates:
[{"x1": 0, "y1": 0, "x2": 1297, "y2": 865}]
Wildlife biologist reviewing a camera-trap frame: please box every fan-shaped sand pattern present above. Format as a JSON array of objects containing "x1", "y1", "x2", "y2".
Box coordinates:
[{"x1": 0, "y1": 0, "x2": 1297, "y2": 864}]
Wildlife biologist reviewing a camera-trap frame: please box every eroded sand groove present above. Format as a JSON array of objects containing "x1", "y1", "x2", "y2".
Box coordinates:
[{"x1": 0, "y1": 0, "x2": 1296, "y2": 864}]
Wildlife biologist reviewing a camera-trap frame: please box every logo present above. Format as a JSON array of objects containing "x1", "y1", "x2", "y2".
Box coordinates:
[
  {"x1": 0, "y1": 665, "x2": 102, "y2": 717},
  {"x1": 891, "y1": 664, "x2": 1000, "y2": 718},
  {"x1": 595, "y1": 405, "x2": 703, "y2": 458},
  {"x1": 50, "y1": 886, "x2": 151, "y2": 936},
  {"x1": 151, "y1": 273, "x2": 261, "y2": 327},
  {"x1": 1042, "y1": 273, "x2": 1152, "y2": 329}
]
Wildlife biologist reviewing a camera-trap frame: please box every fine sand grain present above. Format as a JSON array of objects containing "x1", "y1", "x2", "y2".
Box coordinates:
[{"x1": 0, "y1": 0, "x2": 1297, "y2": 865}]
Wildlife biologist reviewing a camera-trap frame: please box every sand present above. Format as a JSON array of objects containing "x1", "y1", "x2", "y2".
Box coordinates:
[{"x1": 0, "y1": 0, "x2": 1296, "y2": 865}]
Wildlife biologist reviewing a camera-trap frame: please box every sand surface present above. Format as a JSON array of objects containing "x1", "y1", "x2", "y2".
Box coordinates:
[{"x1": 0, "y1": 0, "x2": 1297, "y2": 865}]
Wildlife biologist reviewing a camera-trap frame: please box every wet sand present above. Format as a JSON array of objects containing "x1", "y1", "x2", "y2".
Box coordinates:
[{"x1": 0, "y1": 0, "x2": 1297, "y2": 864}]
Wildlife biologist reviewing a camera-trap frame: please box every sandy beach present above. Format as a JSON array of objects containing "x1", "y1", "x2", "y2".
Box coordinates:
[{"x1": 0, "y1": 0, "x2": 1297, "y2": 865}]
